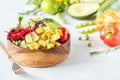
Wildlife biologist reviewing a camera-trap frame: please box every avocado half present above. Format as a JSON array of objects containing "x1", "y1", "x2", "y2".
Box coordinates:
[{"x1": 67, "y1": 3, "x2": 100, "y2": 19}]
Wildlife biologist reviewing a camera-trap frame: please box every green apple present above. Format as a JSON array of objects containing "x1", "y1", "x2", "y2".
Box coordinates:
[{"x1": 41, "y1": 0, "x2": 59, "y2": 14}]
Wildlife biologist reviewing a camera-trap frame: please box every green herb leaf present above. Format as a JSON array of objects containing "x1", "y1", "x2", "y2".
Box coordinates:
[
  {"x1": 18, "y1": 16, "x2": 23, "y2": 25},
  {"x1": 56, "y1": 12, "x2": 65, "y2": 23},
  {"x1": 90, "y1": 45, "x2": 120, "y2": 56},
  {"x1": 27, "y1": 0, "x2": 42, "y2": 6}
]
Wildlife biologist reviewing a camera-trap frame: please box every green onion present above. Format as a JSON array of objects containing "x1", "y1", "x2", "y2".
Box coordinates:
[{"x1": 10, "y1": 27, "x2": 17, "y2": 31}]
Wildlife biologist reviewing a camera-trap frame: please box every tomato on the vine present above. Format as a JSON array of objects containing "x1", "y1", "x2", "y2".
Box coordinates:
[{"x1": 100, "y1": 25, "x2": 120, "y2": 47}]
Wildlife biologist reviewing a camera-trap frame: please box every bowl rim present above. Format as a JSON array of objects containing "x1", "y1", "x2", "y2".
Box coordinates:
[{"x1": 7, "y1": 34, "x2": 70, "y2": 52}]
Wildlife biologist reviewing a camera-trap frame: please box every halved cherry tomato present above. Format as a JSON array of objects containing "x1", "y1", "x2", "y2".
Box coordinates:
[
  {"x1": 59, "y1": 27, "x2": 69, "y2": 43},
  {"x1": 100, "y1": 25, "x2": 120, "y2": 47}
]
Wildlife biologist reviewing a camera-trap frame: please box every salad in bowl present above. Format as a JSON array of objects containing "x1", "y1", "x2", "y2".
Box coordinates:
[{"x1": 6, "y1": 17, "x2": 70, "y2": 67}]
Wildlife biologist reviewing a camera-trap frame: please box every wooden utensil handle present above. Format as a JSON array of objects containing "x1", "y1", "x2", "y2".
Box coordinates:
[{"x1": 0, "y1": 42, "x2": 11, "y2": 58}]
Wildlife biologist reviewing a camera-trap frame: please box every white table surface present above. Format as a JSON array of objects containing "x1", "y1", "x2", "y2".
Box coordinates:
[{"x1": 0, "y1": 0, "x2": 120, "y2": 80}]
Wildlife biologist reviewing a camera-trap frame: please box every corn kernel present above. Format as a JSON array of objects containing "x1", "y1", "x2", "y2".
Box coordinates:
[
  {"x1": 55, "y1": 29, "x2": 62, "y2": 36},
  {"x1": 43, "y1": 27, "x2": 48, "y2": 31},
  {"x1": 51, "y1": 33, "x2": 61, "y2": 40},
  {"x1": 55, "y1": 42, "x2": 61, "y2": 47},
  {"x1": 45, "y1": 29, "x2": 54, "y2": 35},
  {"x1": 39, "y1": 40, "x2": 47, "y2": 48},
  {"x1": 50, "y1": 39, "x2": 56, "y2": 44},
  {"x1": 41, "y1": 33, "x2": 47, "y2": 40},
  {"x1": 47, "y1": 43, "x2": 55, "y2": 49},
  {"x1": 27, "y1": 42, "x2": 40, "y2": 50},
  {"x1": 36, "y1": 27, "x2": 44, "y2": 34}
]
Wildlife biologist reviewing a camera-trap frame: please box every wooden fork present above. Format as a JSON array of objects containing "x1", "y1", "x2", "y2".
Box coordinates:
[{"x1": 0, "y1": 42, "x2": 25, "y2": 74}]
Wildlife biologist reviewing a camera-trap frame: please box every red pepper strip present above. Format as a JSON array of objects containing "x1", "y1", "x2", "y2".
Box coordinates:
[
  {"x1": 29, "y1": 19, "x2": 38, "y2": 23},
  {"x1": 100, "y1": 25, "x2": 120, "y2": 47}
]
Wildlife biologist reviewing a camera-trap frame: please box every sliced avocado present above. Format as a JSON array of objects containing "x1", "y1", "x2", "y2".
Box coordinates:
[
  {"x1": 45, "y1": 22, "x2": 58, "y2": 31},
  {"x1": 67, "y1": 3, "x2": 100, "y2": 19},
  {"x1": 44, "y1": 18, "x2": 61, "y2": 31},
  {"x1": 25, "y1": 32, "x2": 39, "y2": 43}
]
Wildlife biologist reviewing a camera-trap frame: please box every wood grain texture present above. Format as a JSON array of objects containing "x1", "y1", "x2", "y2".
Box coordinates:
[{"x1": 7, "y1": 36, "x2": 70, "y2": 67}]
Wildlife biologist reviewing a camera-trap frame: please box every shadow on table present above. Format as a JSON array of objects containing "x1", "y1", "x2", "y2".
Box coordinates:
[
  {"x1": 16, "y1": 72, "x2": 46, "y2": 80},
  {"x1": 53, "y1": 41, "x2": 98, "y2": 68}
]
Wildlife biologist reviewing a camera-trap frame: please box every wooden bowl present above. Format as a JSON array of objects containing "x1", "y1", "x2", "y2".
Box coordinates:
[{"x1": 7, "y1": 36, "x2": 70, "y2": 67}]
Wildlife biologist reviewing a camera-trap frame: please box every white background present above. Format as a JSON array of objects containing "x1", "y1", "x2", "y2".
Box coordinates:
[{"x1": 0, "y1": 0, "x2": 120, "y2": 80}]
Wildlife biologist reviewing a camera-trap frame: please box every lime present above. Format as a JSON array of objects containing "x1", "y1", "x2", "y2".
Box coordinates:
[{"x1": 41, "y1": 0, "x2": 59, "y2": 14}]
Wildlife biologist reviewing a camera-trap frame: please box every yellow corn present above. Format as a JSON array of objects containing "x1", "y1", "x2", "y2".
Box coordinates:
[
  {"x1": 47, "y1": 43, "x2": 55, "y2": 49},
  {"x1": 27, "y1": 42, "x2": 40, "y2": 50},
  {"x1": 51, "y1": 33, "x2": 61, "y2": 40},
  {"x1": 55, "y1": 29, "x2": 62, "y2": 36},
  {"x1": 39, "y1": 40, "x2": 47, "y2": 48},
  {"x1": 26, "y1": 26, "x2": 63, "y2": 50},
  {"x1": 36, "y1": 27, "x2": 44, "y2": 34},
  {"x1": 41, "y1": 33, "x2": 47, "y2": 40},
  {"x1": 55, "y1": 42, "x2": 61, "y2": 47},
  {"x1": 44, "y1": 29, "x2": 54, "y2": 38}
]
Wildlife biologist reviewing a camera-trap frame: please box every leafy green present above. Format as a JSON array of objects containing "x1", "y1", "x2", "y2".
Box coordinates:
[
  {"x1": 56, "y1": 12, "x2": 65, "y2": 23},
  {"x1": 19, "y1": 0, "x2": 42, "y2": 15},
  {"x1": 90, "y1": 45, "x2": 120, "y2": 56},
  {"x1": 26, "y1": 0, "x2": 42, "y2": 7},
  {"x1": 58, "y1": 0, "x2": 70, "y2": 12},
  {"x1": 96, "y1": 0, "x2": 117, "y2": 16},
  {"x1": 18, "y1": 16, "x2": 23, "y2": 25}
]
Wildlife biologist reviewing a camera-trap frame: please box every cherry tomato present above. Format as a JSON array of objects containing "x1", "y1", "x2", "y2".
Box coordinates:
[
  {"x1": 100, "y1": 25, "x2": 120, "y2": 47},
  {"x1": 59, "y1": 27, "x2": 69, "y2": 43}
]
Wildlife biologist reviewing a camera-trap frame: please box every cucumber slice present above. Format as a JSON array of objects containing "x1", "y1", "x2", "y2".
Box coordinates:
[
  {"x1": 67, "y1": 3, "x2": 100, "y2": 19},
  {"x1": 20, "y1": 40, "x2": 27, "y2": 48},
  {"x1": 25, "y1": 32, "x2": 39, "y2": 43}
]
